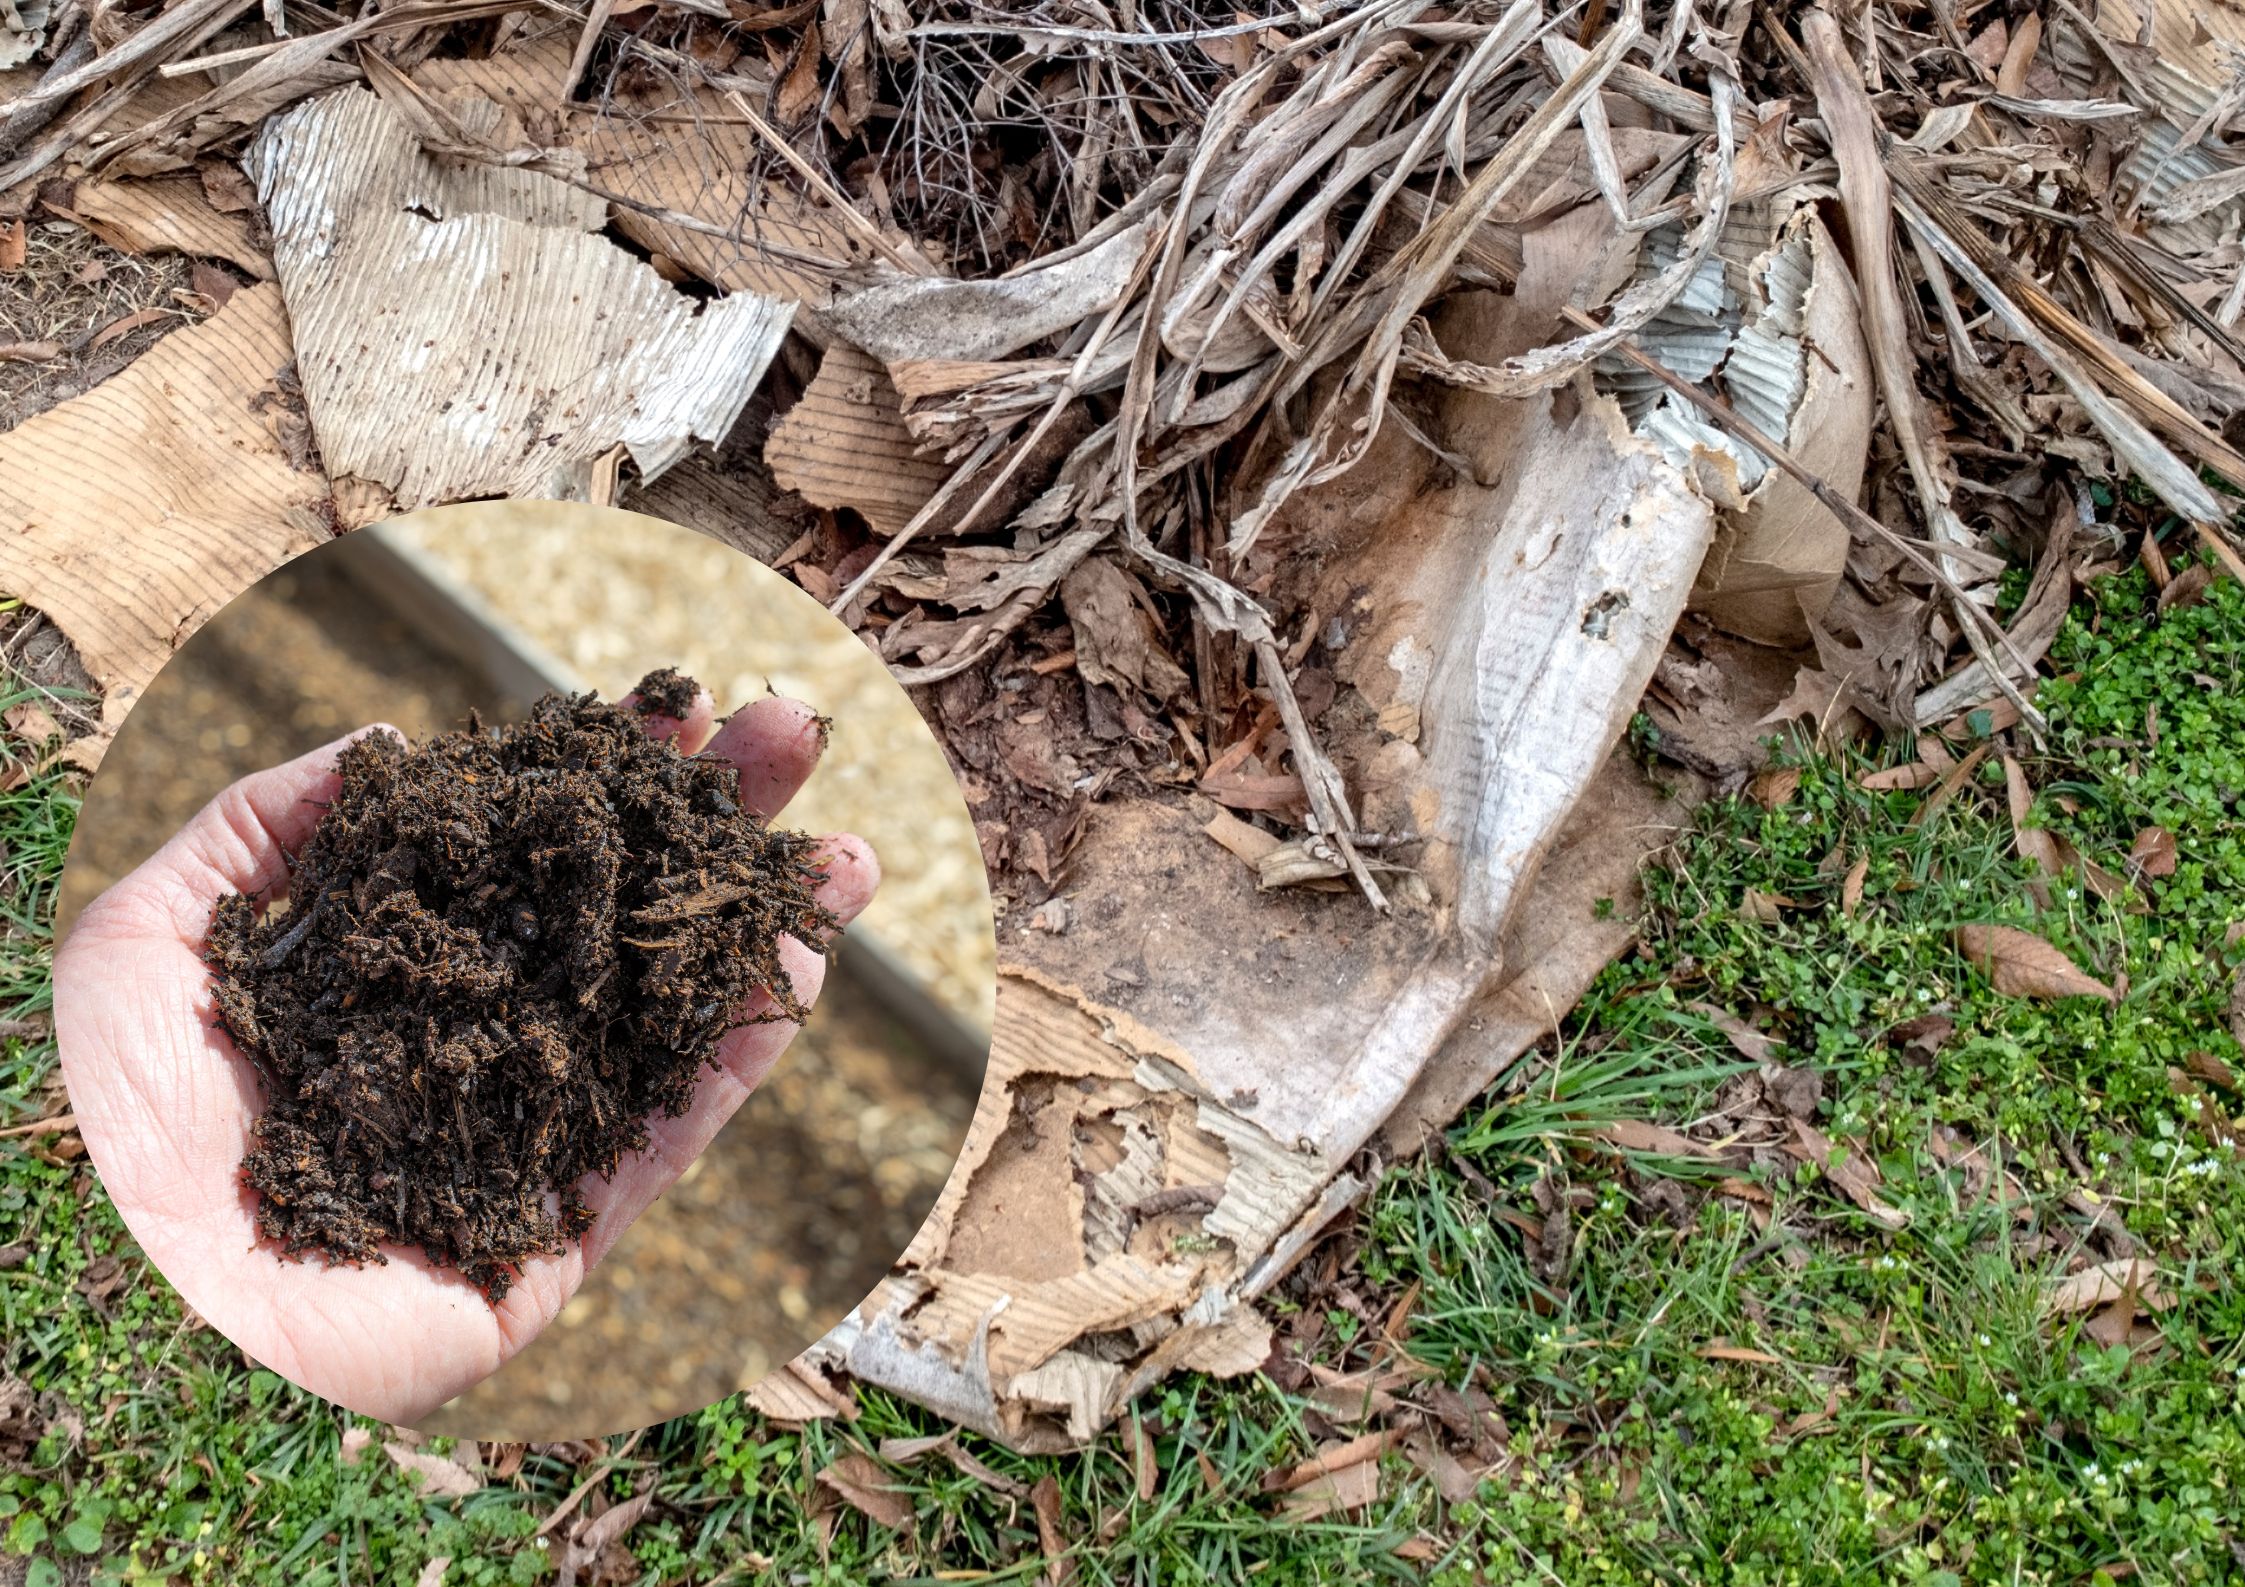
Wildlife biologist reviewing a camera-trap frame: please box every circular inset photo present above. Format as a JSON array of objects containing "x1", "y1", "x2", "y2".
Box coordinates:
[{"x1": 52, "y1": 503, "x2": 993, "y2": 1439}]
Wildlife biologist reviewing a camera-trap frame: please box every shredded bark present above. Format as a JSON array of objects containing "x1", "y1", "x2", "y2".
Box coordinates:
[{"x1": 205, "y1": 671, "x2": 836, "y2": 1300}]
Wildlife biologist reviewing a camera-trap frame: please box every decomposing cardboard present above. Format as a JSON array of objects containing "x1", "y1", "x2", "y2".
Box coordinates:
[
  {"x1": 762, "y1": 345, "x2": 1715, "y2": 1448},
  {"x1": 1683, "y1": 212, "x2": 1874, "y2": 644},
  {"x1": 764, "y1": 343, "x2": 951, "y2": 536},
  {"x1": 567, "y1": 77, "x2": 874, "y2": 312},
  {"x1": 248, "y1": 85, "x2": 792, "y2": 506},
  {"x1": 1378, "y1": 749, "x2": 1697, "y2": 1153},
  {"x1": 68, "y1": 172, "x2": 275, "y2": 279},
  {"x1": 0, "y1": 284, "x2": 328, "y2": 768}
]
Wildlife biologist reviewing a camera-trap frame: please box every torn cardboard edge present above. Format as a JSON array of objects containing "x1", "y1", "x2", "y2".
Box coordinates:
[
  {"x1": 248, "y1": 84, "x2": 792, "y2": 507},
  {"x1": 0, "y1": 283, "x2": 328, "y2": 772},
  {"x1": 754, "y1": 743, "x2": 1693, "y2": 1450},
  {"x1": 753, "y1": 365, "x2": 1716, "y2": 1450}
]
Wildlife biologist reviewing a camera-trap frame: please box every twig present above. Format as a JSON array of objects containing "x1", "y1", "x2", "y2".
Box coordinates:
[
  {"x1": 903, "y1": 15, "x2": 1305, "y2": 48},
  {"x1": 720, "y1": 88, "x2": 931, "y2": 277},
  {"x1": 0, "y1": 1113, "x2": 74, "y2": 1139},
  {"x1": 558, "y1": 0, "x2": 616, "y2": 104}
]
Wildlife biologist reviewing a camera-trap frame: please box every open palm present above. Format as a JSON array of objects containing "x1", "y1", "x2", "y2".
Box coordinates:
[{"x1": 55, "y1": 691, "x2": 875, "y2": 1427}]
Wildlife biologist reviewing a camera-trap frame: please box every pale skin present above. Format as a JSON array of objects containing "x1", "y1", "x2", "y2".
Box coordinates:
[{"x1": 54, "y1": 690, "x2": 876, "y2": 1426}]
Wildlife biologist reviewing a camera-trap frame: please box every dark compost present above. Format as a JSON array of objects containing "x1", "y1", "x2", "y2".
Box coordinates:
[{"x1": 205, "y1": 673, "x2": 837, "y2": 1300}]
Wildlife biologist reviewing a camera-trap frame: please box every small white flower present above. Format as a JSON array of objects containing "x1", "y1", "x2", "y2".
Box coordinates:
[{"x1": 1977, "y1": 1334, "x2": 1992, "y2": 1348}]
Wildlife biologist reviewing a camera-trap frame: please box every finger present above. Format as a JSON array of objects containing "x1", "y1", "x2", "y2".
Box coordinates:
[
  {"x1": 573, "y1": 832, "x2": 878, "y2": 1270},
  {"x1": 621, "y1": 684, "x2": 716, "y2": 756},
  {"x1": 699, "y1": 696, "x2": 827, "y2": 820},
  {"x1": 90, "y1": 725, "x2": 403, "y2": 948}
]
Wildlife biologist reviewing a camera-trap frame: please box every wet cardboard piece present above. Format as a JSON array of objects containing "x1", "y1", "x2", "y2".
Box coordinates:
[
  {"x1": 0, "y1": 285, "x2": 328, "y2": 768},
  {"x1": 765, "y1": 365, "x2": 1714, "y2": 1448}
]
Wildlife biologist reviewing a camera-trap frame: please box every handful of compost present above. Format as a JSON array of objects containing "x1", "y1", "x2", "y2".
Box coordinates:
[{"x1": 204, "y1": 671, "x2": 837, "y2": 1300}]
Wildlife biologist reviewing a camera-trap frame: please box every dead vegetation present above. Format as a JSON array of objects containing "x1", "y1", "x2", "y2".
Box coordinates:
[{"x1": 6, "y1": 0, "x2": 2245, "y2": 1447}]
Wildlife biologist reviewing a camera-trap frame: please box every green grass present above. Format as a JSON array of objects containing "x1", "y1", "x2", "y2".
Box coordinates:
[{"x1": 2, "y1": 563, "x2": 2243, "y2": 1585}]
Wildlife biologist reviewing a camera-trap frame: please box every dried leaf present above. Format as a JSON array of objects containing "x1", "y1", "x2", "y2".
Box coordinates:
[
  {"x1": 180, "y1": 264, "x2": 238, "y2": 316},
  {"x1": 1840, "y1": 855, "x2": 1868, "y2": 915},
  {"x1": 1860, "y1": 761, "x2": 1943, "y2": 791},
  {"x1": 1284, "y1": 1454, "x2": 1382, "y2": 1526},
  {"x1": 2044, "y1": 1258, "x2": 2173, "y2": 1316},
  {"x1": 1029, "y1": 1474, "x2": 1073, "y2": 1584},
  {"x1": 1954, "y1": 924, "x2": 2117, "y2": 1002},
  {"x1": 815, "y1": 1452, "x2": 914, "y2": 1532},
  {"x1": 340, "y1": 1425, "x2": 372, "y2": 1465},
  {"x1": 1750, "y1": 766, "x2": 1802, "y2": 808},
  {"x1": 0, "y1": 342, "x2": 61, "y2": 364},
  {"x1": 383, "y1": 1442, "x2": 482, "y2": 1498},
  {"x1": 1698, "y1": 1342, "x2": 1785, "y2": 1364},
  {"x1": 1203, "y1": 808, "x2": 1282, "y2": 867},
  {"x1": 2127, "y1": 826, "x2": 2178, "y2": 879},
  {"x1": 1758, "y1": 665, "x2": 1855, "y2": 732},
  {"x1": 0, "y1": 219, "x2": 21, "y2": 271},
  {"x1": 1125, "y1": 1415, "x2": 1159, "y2": 1503},
  {"x1": 776, "y1": 18, "x2": 825, "y2": 127},
  {"x1": 1741, "y1": 888, "x2": 1797, "y2": 923},
  {"x1": 569, "y1": 1489, "x2": 654, "y2": 1561},
  {"x1": 1599, "y1": 1119, "x2": 1726, "y2": 1160},
  {"x1": 416, "y1": 1559, "x2": 450, "y2": 1587},
  {"x1": 2187, "y1": 1050, "x2": 2239, "y2": 1092},
  {"x1": 876, "y1": 1433, "x2": 1027, "y2": 1498},
  {"x1": 1784, "y1": 1119, "x2": 1908, "y2": 1230},
  {"x1": 1062, "y1": 559, "x2": 1189, "y2": 703},
  {"x1": 86, "y1": 307, "x2": 171, "y2": 351},
  {"x1": 1198, "y1": 771, "x2": 1306, "y2": 813},
  {"x1": 1689, "y1": 1000, "x2": 1780, "y2": 1062},
  {"x1": 2158, "y1": 564, "x2": 2214, "y2": 614},
  {"x1": 199, "y1": 160, "x2": 258, "y2": 213},
  {"x1": 1885, "y1": 1012, "x2": 1956, "y2": 1061}
]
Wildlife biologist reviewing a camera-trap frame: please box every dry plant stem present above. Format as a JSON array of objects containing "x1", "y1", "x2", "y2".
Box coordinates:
[
  {"x1": 827, "y1": 429, "x2": 1011, "y2": 618},
  {"x1": 1895, "y1": 194, "x2": 2229, "y2": 525},
  {"x1": 903, "y1": 15, "x2": 1304, "y2": 48},
  {"x1": 559, "y1": 0, "x2": 616, "y2": 104},
  {"x1": 2, "y1": 0, "x2": 256, "y2": 133},
  {"x1": 1224, "y1": 0, "x2": 1643, "y2": 558},
  {"x1": 1892, "y1": 162, "x2": 2245, "y2": 494},
  {"x1": 0, "y1": 26, "x2": 93, "y2": 157},
  {"x1": 1798, "y1": 8, "x2": 1982, "y2": 592},
  {"x1": 0, "y1": 0, "x2": 259, "y2": 188},
  {"x1": 828, "y1": 226, "x2": 1160, "y2": 617},
  {"x1": 720, "y1": 87, "x2": 930, "y2": 276},
  {"x1": 73, "y1": 0, "x2": 524, "y2": 180}
]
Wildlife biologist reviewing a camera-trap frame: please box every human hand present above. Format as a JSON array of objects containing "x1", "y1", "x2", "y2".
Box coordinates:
[{"x1": 55, "y1": 691, "x2": 876, "y2": 1426}]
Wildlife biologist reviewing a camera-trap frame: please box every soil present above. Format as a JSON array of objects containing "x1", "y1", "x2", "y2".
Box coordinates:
[
  {"x1": 203, "y1": 674, "x2": 837, "y2": 1300},
  {"x1": 67, "y1": 536, "x2": 978, "y2": 1431}
]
